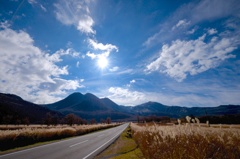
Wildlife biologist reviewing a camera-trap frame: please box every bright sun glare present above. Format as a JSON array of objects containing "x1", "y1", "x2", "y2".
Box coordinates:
[{"x1": 97, "y1": 56, "x2": 108, "y2": 69}]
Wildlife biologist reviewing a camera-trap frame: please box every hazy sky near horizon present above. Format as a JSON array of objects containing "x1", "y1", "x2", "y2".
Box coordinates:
[{"x1": 0, "y1": 0, "x2": 240, "y2": 107}]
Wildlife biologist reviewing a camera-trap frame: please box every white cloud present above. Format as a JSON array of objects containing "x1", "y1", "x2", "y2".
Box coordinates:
[
  {"x1": 77, "y1": 15, "x2": 95, "y2": 34},
  {"x1": 130, "y1": 79, "x2": 136, "y2": 84},
  {"x1": 172, "y1": 19, "x2": 190, "y2": 30},
  {"x1": 54, "y1": 0, "x2": 95, "y2": 34},
  {"x1": 0, "y1": 25, "x2": 83, "y2": 104},
  {"x1": 117, "y1": 69, "x2": 134, "y2": 75},
  {"x1": 50, "y1": 48, "x2": 80, "y2": 62},
  {"x1": 86, "y1": 39, "x2": 118, "y2": 65},
  {"x1": 86, "y1": 51, "x2": 97, "y2": 59},
  {"x1": 76, "y1": 61, "x2": 80, "y2": 67},
  {"x1": 106, "y1": 82, "x2": 240, "y2": 107},
  {"x1": 88, "y1": 38, "x2": 118, "y2": 52},
  {"x1": 145, "y1": 33, "x2": 238, "y2": 82},
  {"x1": 126, "y1": 79, "x2": 136, "y2": 88},
  {"x1": 207, "y1": 28, "x2": 218, "y2": 35},
  {"x1": 186, "y1": 27, "x2": 198, "y2": 34},
  {"x1": 107, "y1": 86, "x2": 208, "y2": 106},
  {"x1": 40, "y1": 4, "x2": 47, "y2": 12},
  {"x1": 191, "y1": 0, "x2": 240, "y2": 23},
  {"x1": 109, "y1": 66, "x2": 119, "y2": 72},
  {"x1": 108, "y1": 87, "x2": 145, "y2": 106},
  {"x1": 144, "y1": 0, "x2": 240, "y2": 47},
  {"x1": 28, "y1": 0, "x2": 47, "y2": 12},
  {"x1": 28, "y1": 0, "x2": 37, "y2": 4}
]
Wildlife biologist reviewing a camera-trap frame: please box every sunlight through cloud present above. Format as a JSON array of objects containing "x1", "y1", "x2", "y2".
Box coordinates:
[{"x1": 97, "y1": 56, "x2": 108, "y2": 69}]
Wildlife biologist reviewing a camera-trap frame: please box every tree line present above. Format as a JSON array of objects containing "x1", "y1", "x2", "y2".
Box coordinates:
[{"x1": 0, "y1": 112, "x2": 112, "y2": 126}]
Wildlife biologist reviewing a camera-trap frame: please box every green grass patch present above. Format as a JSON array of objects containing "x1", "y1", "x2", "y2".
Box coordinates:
[{"x1": 95, "y1": 126, "x2": 144, "y2": 159}]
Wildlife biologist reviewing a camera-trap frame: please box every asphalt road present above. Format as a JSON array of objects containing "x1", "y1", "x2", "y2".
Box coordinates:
[{"x1": 0, "y1": 123, "x2": 129, "y2": 159}]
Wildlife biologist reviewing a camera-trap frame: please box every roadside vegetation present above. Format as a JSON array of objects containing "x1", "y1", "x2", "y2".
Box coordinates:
[
  {"x1": 131, "y1": 120, "x2": 240, "y2": 159},
  {"x1": 0, "y1": 123, "x2": 119, "y2": 151},
  {"x1": 95, "y1": 126, "x2": 143, "y2": 159}
]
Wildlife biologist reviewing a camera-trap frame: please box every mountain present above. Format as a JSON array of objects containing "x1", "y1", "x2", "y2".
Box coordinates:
[
  {"x1": 43, "y1": 93, "x2": 133, "y2": 121},
  {"x1": 132, "y1": 102, "x2": 188, "y2": 118},
  {"x1": 132, "y1": 101, "x2": 240, "y2": 118},
  {"x1": 1, "y1": 92, "x2": 240, "y2": 123},
  {"x1": 0, "y1": 93, "x2": 63, "y2": 124},
  {"x1": 44, "y1": 92, "x2": 240, "y2": 121}
]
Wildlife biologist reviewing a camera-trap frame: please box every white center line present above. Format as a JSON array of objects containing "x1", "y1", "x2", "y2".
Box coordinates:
[{"x1": 69, "y1": 140, "x2": 88, "y2": 148}]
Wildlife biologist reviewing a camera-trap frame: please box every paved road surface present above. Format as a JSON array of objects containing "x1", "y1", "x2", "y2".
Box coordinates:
[{"x1": 0, "y1": 123, "x2": 129, "y2": 159}]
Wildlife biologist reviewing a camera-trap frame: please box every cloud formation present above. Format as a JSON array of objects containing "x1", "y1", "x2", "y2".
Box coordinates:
[
  {"x1": 145, "y1": 33, "x2": 238, "y2": 81},
  {"x1": 207, "y1": 28, "x2": 218, "y2": 35},
  {"x1": 108, "y1": 87, "x2": 145, "y2": 106},
  {"x1": 86, "y1": 39, "x2": 118, "y2": 64},
  {"x1": 172, "y1": 19, "x2": 190, "y2": 30},
  {"x1": 144, "y1": 0, "x2": 240, "y2": 47},
  {"x1": 54, "y1": 0, "x2": 119, "y2": 71},
  {"x1": 0, "y1": 24, "x2": 83, "y2": 103},
  {"x1": 54, "y1": 0, "x2": 95, "y2": 34}
]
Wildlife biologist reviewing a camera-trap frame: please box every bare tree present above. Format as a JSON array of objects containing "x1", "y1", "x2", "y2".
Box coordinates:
[
  {"x1": 44, "y1": 113, "x2": 53, "y2": 126},
  {"x1": 106, "y1": 117, "x2": 111, "y2": 124},
  {"x1": 90, "y1": 118, "x2": 96, "y2": 124},
  {"x1": 65, "y1": 114, "x2": 76, "y2": 126}
]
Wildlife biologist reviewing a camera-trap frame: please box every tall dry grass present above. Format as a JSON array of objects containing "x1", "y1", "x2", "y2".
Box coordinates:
[
  {"x1": 131, "y1": 122, "x2": 240, "y2": 159},
  {"x1": 0, "y1": 124, "x2": 119, "y2": 151}
]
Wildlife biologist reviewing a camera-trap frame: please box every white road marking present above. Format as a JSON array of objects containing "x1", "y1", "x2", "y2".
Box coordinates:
[
  {"x1": 69, "y1": 140, "x2": 88, "y2": 148},
  {"x1": 0, "y1": 136, "x2": 78, "y2": 158},
  {"x1": 83, "y1": 125, "x2": 127, "y2": 159}
]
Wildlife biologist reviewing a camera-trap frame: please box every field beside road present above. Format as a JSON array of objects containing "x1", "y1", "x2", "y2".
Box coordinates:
[
  {"x1": 0, "y1": 123, "x2": 120, "y2": 151},
  {"x1": 131, "y1": 122, "x2": 240, "y2": 159}
]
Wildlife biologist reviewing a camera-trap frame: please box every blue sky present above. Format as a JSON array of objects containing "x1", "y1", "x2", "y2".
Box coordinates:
[{"x1": 0, "y1": 0, "x2": 240, "y2": 107}]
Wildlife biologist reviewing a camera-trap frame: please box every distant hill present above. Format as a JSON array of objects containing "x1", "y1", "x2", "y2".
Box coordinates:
[
  {"x1": 0, "y1": 93, "x2": 63, "y2": 124},
  {"x1": 43, "y1": 93, "x2": 133, "y2": 121},
  {"x1": 43, "y1": 92, "x2": 240, "y2": 121},
  {"x1": 132, "y1": 101, "x2": 240, "y2": 118},
  {"x1": 1, "y1": 92, "x2": 240, "y2": 123}
]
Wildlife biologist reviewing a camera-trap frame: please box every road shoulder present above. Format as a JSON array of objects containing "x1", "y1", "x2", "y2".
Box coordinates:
[{"x1": 94, "y1": 125, "x2": 143, "y2": 159}]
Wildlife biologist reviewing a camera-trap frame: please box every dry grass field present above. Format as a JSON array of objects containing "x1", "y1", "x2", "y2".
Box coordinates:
[
  {"x1": 0, "y1": 124, "x2": 119, "y2": 151},
  {"x1": 131, "y1": 122, "x2": 240, "y2": 159}
]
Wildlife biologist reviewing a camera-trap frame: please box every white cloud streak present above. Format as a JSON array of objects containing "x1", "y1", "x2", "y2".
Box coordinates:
[
  {"x1": 172, "y1": 19, "x2": 190, "y2": 30},
  {"x1": 54, "y1": 0, "x2": 95, "y2": 34},
  {"x1": 109, "y1": 66, "x2": 119, "y2": 72},
  {"x1": 144, "y1": 0, "x2": 240, "y2": 47},
  {"x1": 207, "y1": 28, "x2": 218, "y2": 35},
  {"x1": 28, "y1": 0, "x2": 47, "y2": 12}
]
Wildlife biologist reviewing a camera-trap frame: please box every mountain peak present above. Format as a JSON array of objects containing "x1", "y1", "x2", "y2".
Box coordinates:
[
  {"x1": 140, "y1": 101, "x2": 165, "y2": 106},
  {"x1": 68, "y1": 92, "x2": 83, "y2": 98},
  {"x1": 0, "y1": 93, "x2": 23, "y2": 101},
  {"x1": 84, "y1": 93, "x2": 97, "y2": 98}
]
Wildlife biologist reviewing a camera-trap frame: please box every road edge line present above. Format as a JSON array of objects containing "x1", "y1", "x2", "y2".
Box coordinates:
[{"x1": 83, "y1": 124, "x2": 128, "y2": 159}]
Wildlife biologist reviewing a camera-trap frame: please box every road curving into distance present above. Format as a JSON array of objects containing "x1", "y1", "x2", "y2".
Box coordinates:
[{"x1": 0, "y1": 123, "x2": 129, "y2": 159}]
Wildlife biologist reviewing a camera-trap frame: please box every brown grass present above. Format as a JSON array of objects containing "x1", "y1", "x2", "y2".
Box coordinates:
[
  {"x1": 131, "y1": 122, "x2": 240, "y2": 159},
  {"x1": 0, "y1": 124, "x2": 120, "y2": 151}
]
